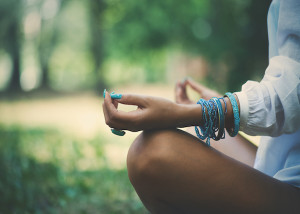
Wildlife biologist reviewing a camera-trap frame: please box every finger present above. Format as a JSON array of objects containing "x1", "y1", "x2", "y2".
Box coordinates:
[
  {"x1": 106, "y1": 109, "x2": 141, "y2": 131},
  {"x1": 177, "y1": 81, "x2": 187, "y2": 94},
  {"x1": 102, "y1": 103, "x2": 110, "y2": 126},
  {"x1": 180, "y1": 81, "x2": 188, "y2": 95},
  {"x1": 112, "y1": 99, "x2": 118, "y2": 109},
  {"x1": 104, "y1": 91, "x2": 118, "y2": 118},
  {"x1": 116, "y1": 94, "x2": 147, "y2": 107},
  {"x1": 104, "y1": 92, "x2": 141, "y2": 129},
  {"x1": 103, "y1": 102, "x2": 126, "y2": 130},
  {"x1": 186, "y1": 78, "x2": 205, "y2": 94},
  {"x1": 179, "y1": 81, "x2": 189, "y2": 97},
  {"x1": 186, "y1": 79, "x2": 222, "y2": 98},
  {"x1": 175, "y1": 81, "x2": 181, "y2": 98},
  {"x1": 103, "y1": 100, "x2": 130, "y2": 129},
  {"x1": 175, "y1": 82, "x2": 183, "y2": 102},
  {"x1": 182, "y1": 78, "x2": 188, "y2": 87}
]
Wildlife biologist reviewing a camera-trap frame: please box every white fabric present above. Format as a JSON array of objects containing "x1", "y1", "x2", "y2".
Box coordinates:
[
  {"x1": 237, "y1": 56, "x2": 300, "y2": 136},
  {"x1": 236, "y1": 0, "x2": 300, "y2": 188}
]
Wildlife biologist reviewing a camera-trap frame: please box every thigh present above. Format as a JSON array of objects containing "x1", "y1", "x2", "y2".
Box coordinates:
[
  {"x1": 185, "y1": 126, "x2": 257, "y2": 167},
  {"x1": 127, "y1": 129, "x2": 300, "y2": 214}
]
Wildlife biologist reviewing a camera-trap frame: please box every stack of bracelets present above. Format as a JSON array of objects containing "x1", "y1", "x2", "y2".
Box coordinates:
[{"x1": 194, "y1": 92, "x2": 240, "y2": 146}]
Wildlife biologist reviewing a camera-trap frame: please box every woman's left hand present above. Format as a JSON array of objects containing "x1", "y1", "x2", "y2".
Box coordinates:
[{"x1": 102, "y1": 91, "x2": 200, "y2": 132}]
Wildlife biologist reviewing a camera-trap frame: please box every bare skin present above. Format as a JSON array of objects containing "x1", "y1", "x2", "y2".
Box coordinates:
[
  {"x1": 127, "y1": 129, "x2": 300, "y2": 214},
  {"x1": 102, "y1": 80, "x2": 300, "y2": 213},
  {"x1": 175, "y1": 78, "x2": 257, "y2": 167}
]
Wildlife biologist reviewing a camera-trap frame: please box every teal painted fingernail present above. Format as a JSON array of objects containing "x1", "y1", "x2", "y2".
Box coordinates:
[
  {"x1": 103, "y1": 89, "x2": 106, "y2": 98},
  {"x1": 111, "y1": 93, "x2": 122, "y2": 99},
  {"x1": 110, "y1": 91, "x2": 115, "y2": 95},
  {"x1": 111, "y1": 129, "x2": 126, "y2": 136}
]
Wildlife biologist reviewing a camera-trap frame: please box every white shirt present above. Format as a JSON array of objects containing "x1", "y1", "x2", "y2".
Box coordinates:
[{"x1": 236, "y1": 0, "x2": 300, "y2": 188}]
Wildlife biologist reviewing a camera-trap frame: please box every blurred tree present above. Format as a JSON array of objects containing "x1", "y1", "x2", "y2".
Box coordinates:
[
  {"x1": 104, "y1": 0, "x2": 271, "y2": 90},
  {"x1": 103, "y1": 0, "x2": 204, "y2": 82},
  {"x1": 88, "y1": 0, "x2": 107, "y2": 91},
  {"x1": 207, "y1": 0, "x2": 271, "y2": 91},
  {"x1": 36, "y1": 0, "x2": 69, "y2": 90},
  {"x1": 104, "y1": 0, "x2": 209, "y2": 58},
  {"x1": 0, "y1": 0, "x2": 23, "y2": 92}
]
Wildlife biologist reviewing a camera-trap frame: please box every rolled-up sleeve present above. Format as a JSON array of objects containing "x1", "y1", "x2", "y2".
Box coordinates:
[
  {"x1": 236, "y1": 0, "x2": 300, "y2": 136},
  {"x1": 237, "y1": 57, "x2": 300, "y2": 136}
]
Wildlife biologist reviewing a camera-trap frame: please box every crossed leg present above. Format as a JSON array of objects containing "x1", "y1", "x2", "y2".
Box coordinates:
[
  {"x1": 127, "y1": 129, "x2": 300, "y2": 214},
  {"x1": 186, "y1": 126, "x2": 258, "y2": 167}
]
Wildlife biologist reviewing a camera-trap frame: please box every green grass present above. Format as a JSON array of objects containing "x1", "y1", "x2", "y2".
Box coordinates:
[{"x1": 0, "y1": 126, "x2": 147, "y2": 214}]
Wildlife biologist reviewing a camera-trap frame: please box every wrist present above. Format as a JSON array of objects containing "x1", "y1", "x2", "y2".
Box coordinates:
[
  {"x1": 174, "y1": 103, "x2": 202, "y2": 128},
  {"x1": 174, "y1": 94, "x2": 241, "y2": 130}
]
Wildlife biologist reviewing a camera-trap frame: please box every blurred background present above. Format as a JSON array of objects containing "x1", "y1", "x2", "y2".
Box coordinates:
[{"x1": 0, "y1": 0, "x2": 270, "y2": 213}]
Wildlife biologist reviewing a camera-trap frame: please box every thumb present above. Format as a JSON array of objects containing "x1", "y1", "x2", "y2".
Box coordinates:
[{"x1": 116, "y1": 94, "x2": 147, "y2": 107}]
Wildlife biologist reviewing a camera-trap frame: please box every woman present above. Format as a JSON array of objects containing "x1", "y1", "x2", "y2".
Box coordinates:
[{"x1": 102, "y1": 0, "x2": 300, "y2": 213}]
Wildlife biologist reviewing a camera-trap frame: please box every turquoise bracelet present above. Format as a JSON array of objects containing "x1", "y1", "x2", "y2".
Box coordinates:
[
  {"x1": 195, "y1": 99, "x2": 209, "y2": 141},
  {"x1": 211, "y1": 97, "x2": 225, "y2": 140},
  {"x1": 224, "y1": 92, "x2": 240, "y2": 137},
  {"x1": 195, "y1": 98, "x2": 221, "y2": 146},
  {"x1": 219, "y1": 97, "x2": 227, "y2": 114}
]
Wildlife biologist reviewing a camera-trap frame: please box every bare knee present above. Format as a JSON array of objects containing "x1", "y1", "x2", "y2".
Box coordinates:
[
  {"x1": 127, "y1": 129, "x2": 241, "y2": 213},
  {"x1": 127, "y1": 129, "x2": 184, "y2": 212},
  {"x1": 127, "y1": 129, "x2": 175, "y2": 186}
]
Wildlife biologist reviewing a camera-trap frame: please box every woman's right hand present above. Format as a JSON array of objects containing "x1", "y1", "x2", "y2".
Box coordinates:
[
  {"x1": 175, "y1": 78, "x2": 221, "y2": 104},
  {"x1": 102, "y1": 91, "x2": 202, "y2": 132}
]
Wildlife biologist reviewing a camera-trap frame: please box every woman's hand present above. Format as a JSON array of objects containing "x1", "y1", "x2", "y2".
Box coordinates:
[
  {"x1": 102, "y1": 91, "x2": 202, "y2": 132},
  {"x1": 175, "y1": 78, "x2": 221, "y2": 104}
]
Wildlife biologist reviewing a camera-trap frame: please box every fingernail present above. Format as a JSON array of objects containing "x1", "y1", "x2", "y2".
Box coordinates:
[
  {"x1": 182, "y1": 77, "x2": 188, "y2": 84},
  {"x1": 103, "y1": 89, "x2": 106, "y2": 98},
  {"x1": 111, "y1": 93, "x2": 122, "y2": 99},
  {"x1": 111, "y1": 129, "x2": 126, "y2": 136},
  {"x1": 110, "y1": 91, "x2": 115, "y2": 95}
]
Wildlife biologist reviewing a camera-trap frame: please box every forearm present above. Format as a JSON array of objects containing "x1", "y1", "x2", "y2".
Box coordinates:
[
  {"x1": 175, "y1": 96, "x2": 239, "y2": 132},
  {"x1": 179, "y1": 96, "x2": 257, "y2": 166}
]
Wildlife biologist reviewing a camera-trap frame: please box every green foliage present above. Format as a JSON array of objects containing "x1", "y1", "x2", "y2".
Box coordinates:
[
  {"x1": 0, "y1": 128, "x2": 65, "y2": 213},
  {"x1": 0, "y1": 127, "x2": 147, "y2": 214},
  {"x1": 103, "y1": 0, "x2": 270, "y2": 90},
  {"x1": 104, "y1": 0, "x2": 210, "y2": 58}
]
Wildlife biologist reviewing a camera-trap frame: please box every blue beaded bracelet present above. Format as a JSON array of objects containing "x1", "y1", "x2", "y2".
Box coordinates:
[
  {"x1": 208, "y1": 99, "x2": 218, "y2": 140},
  {"x1": 211, "y1": 97, "x2": 225, "y2": 140},
  {"x1": 219, "y1": 97, "x2": 227, "y2": 114},
  {"x1": 224, "y1": 92, "x2": 240, "y2": 137},
  {"x1": 195, "y1": 99, "x2": 209, "y2": 140},
  {"x1": 195, "y1": 98, "x2": 222, "y2": 146}
]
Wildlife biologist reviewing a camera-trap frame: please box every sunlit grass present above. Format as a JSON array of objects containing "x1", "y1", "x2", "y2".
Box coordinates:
[{"x1": 0, "y1": 126, "x2": 148, "y2": 214}]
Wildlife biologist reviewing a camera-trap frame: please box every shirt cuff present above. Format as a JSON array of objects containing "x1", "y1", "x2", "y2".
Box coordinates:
[{"x1": 235, "y1": 91, "x2": 249, "y2": 131}]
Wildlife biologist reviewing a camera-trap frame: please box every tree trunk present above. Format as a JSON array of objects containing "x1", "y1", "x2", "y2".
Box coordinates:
[
  {"x1": 6, "y1": 18, "x2": 22, "y2": 93},
  {"x1": 89, "y1": 0, "x2": 106, "y2": 92},
  {"x1": 7, "y1": 50, "x2": 22, "y2": 92},
  {"x1": 40, "y1": 65, "x2": 50, "y2": 90}
]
